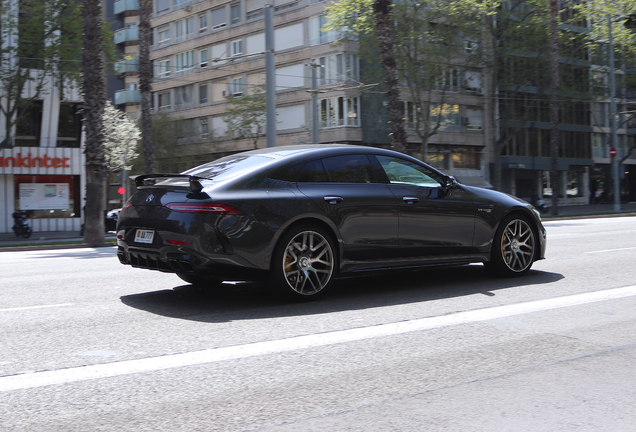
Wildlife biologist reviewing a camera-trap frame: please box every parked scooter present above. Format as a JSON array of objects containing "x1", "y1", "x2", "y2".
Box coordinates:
[
  {"x1": 533, "y1": 198, "x2": 549, "y2": 214},
  {"x1": 12, "y1": 211, "x2": 32, "y2": 239}
]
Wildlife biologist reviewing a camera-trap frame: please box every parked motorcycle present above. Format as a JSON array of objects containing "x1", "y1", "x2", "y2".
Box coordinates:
[
  {"x1": 12, "y1": 211, "x2": 32, "y2": 239},
  {"x1": 534, "y1": 198, "x2": 549, "y2": 214}
]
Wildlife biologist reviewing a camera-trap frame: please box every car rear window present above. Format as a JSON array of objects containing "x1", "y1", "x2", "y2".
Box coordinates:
[{"x1": 182, "y1": 155, "x2": 272, "y2": 182}]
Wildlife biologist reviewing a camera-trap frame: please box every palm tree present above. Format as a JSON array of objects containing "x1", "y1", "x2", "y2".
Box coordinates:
[
  {"x1": 139, "y1": 0, "x2": 156, "y2": 174},
  {"x1": 373, "y1": 0, "x2": 407, "y2": 153},
  {"x1": 82, "y1": 0, "x2": 108, "y2": 245}
]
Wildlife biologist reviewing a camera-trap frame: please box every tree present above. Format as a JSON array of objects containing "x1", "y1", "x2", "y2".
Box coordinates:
[
  {"x1": 0, "y1": 0, "x2": 82, "y2": 147},
  {"x1": 224, "y1": 85, "x2": 267, "y2": 149},
  {"x1": 549, "y1": 0, "x2": 561, "y2": 215},
  {"x1": 138, "y1": 0, "x2": 156, "y2": 174},
  {"x1": 391, "y1": 0, "x2": 475, "y2": 162},
  {"x1": 373, "y1": 0, "x2": 408, "y2": 153},
  {"x1": 82, "y1": 0, "x2": 108, "y2": 245},
  {"x1": 326, "y1": 0, "x2": 407, "y2": 152},
  {"x1": 103, "y1": 103, "x2": 140, "y2": 174}
]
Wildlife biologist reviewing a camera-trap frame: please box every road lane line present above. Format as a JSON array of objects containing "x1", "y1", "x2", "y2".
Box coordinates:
[
  {"x1": 2, "y1": 285, "x2": 636, "y2": 393},
  {"x1": 585, "y1": 247, "x2": 636, "y2": 254},
  {"x1": 0, "y1": 303, "x2": 74, "y2": 313}
]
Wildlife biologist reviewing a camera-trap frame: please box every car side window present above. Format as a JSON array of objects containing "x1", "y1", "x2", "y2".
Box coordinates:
[
  {"x1": 321, "y1": 155, "x2": 376, "y2": 183},
  {"x1": 297, "y1": 159, "x2": 329, "y2": 182},
  {"x1": 376, "y1": 155, "x2": 444, "y2": 188}
]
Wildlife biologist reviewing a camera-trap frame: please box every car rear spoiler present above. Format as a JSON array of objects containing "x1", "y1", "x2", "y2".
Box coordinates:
[{"x1": 133, "y1": 174, "x2": 205, "y2": 193}]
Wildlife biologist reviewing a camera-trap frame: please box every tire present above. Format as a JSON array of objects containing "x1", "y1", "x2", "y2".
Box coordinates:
[
  {"x1": 22, "y1": 228, "x2": 32, "y2": 239},
  {"x1": 176, "y1": 273, "x2": 223, "y2": 287},
  {"x1": 269, "y1": 224, "x2": 336, "y2": 300},
  {"x1": 488, "y1": 214, "x2": 536, "y2": 277}
]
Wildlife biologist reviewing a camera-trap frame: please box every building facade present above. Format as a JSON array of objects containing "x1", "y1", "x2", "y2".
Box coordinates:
[
  {"x1": 112, "y1": 0, "x2": 635, "y2": 204},
  {"x1": 113, "y1": 0, "x2": 492, "y2": 186},
  {"x1": 1, "y1": 1, "x2": 86, "y2": 234}
]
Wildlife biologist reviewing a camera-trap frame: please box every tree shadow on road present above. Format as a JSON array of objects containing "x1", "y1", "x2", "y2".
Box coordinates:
[{"x1": 120, "y1": 265, "x2": 563, "y2": 323}]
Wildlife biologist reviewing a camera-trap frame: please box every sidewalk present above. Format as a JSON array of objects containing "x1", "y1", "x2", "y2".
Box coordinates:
[
  {"x1": 1, "y1": 202, "x2": 635, "y2": 250},
  {"x1": 0, "y1": 230, "x2": 116, "y2": 250}
]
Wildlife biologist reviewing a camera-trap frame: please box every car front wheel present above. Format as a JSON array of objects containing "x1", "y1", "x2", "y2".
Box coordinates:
[
  {"x1": 488, "y1": 214, "x2": 536, "y2": 276},
  {"x1": 270, "y1": 225, "x2": 336, "y2": 300}
]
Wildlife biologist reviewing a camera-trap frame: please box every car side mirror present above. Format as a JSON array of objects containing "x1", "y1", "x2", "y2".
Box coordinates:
[{"x1": 444, "y1": 176, "x2": 459, "y2": 189}]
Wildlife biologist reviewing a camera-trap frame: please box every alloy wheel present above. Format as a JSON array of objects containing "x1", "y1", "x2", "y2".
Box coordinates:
[
  {"x1": 282, "y1": 230, "x2": 334, "y2": 295},
  {"x1": 500, "y1": 218, "x2": 535, "y2": 273}
]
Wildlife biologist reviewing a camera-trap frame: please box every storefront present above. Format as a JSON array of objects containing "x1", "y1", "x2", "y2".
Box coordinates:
[{"x1": 0, "y1": 147, "x2": 85, "y2": 234}]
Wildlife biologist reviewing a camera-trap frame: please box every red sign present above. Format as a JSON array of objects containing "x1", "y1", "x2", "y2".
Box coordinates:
[
  {"x1": 609, "y1": 147, "x2": 617, "y2": 157},
  {"x1": 0, "y1": 153, "x2": 70, "y2": 168},
  {"x1": 118, "y1": 187, "x2": 126, "y2": 195}
]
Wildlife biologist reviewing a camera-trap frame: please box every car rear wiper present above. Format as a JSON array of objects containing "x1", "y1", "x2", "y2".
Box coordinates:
[{"x1": 133, "y1": 174, "x2": 205, "y2": 193}]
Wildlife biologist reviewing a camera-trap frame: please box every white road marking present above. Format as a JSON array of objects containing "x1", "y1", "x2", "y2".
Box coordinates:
[
  {"x1": 2, "y1": 285, "x2": 636, "y2": 393},
  {"x1": 0, "y1": 303, "x2": 74, "y2": 313},
  {"x1": 585, "y1": 247, "x2": 636, "y2": 254}
]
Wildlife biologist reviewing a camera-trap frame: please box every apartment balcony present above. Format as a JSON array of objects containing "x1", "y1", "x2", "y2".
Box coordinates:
[
  {"x1": 114, "y1": 0, "x2": 139, "y2": 16},
  {"x1": 114, "y1": 27, "x2": 139, "y2": 46},
  {"x1": 115, "y1": 89, "x2": 141, "y2": 105},
  {"x1": 115, "y1": 59, "x2": 139, "y2": 75}
]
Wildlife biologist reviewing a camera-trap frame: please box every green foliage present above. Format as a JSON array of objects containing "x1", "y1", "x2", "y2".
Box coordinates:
[
  {"x1": 223, "y1": 84, "x2": 267, "y2": 149},
  {"x1": 0, "y1": 0, "x2": 79, "y2": 146}
]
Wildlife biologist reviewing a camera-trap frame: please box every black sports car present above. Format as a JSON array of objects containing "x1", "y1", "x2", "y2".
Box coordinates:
[{"x1": 117, "y1": 145, "x2": 546, "y2": 299}]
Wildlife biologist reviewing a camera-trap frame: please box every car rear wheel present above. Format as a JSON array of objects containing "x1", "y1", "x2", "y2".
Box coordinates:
[
  {"x1": 270, "y1": 224, "x2": 336, "y2": 300},
  {"x1": 488, "y1": 214, "x2": 536, "y2": 276},
  {"x1": 176, "y1": 273, "x2": 223, "y2": 287}
]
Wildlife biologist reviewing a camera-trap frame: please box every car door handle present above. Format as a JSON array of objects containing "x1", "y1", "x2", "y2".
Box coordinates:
[
  {"x1": 403, "y1": 196, "x2": 420, "y2": 204},
  {"x1": 324, "y1": 196, "x2": 344, "y2": 205}
]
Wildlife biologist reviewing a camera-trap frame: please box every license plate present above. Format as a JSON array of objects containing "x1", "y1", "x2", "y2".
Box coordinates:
[{"x1": 134, "y1": 229, "x2": 155, "y2": 244}]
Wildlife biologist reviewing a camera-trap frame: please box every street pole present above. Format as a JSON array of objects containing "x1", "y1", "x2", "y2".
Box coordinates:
[
  {"x1": 265, "y1": 5, "x2": 276, "y2": 148},
  {"x1": 309, "y1": 61, "x2": 319, "y2": 143},
  {"x1": 608, "y1": 15, "x2": 621, "y2": 211}
]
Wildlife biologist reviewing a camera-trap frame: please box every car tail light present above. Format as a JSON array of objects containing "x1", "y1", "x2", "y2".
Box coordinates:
[
  {"x1": 165, "y1": 203, "x2": 243, "y2": 214},
  {"x1": 122, "y1": 201, "x2": 133, "y2": 210},
  {"x1": 167, "y1": 240, "x2": 190, "y2": 245}
]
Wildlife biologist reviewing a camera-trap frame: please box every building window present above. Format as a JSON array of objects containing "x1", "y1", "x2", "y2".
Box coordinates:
[
  {"x1": 212, "y1": 7, "x2": 227, "y2": 30},
  {"x1": 175, "y1": 51, "x2": 195, "y2": 74},
  {"x1": 158, "y1": 92, "x2": 171, "y2": 110},
  {"x1": 175, "y1": 85, "x2": 194, "y2": 107},
  {"x1": 320, "y1": 96, "x2": 360, "y2": 128},
  {"x1": 314, "y1": 54, "x2": 359, "y2": 86},
  {"x1": 57, "y1": 103, "x2": 82, "y2": 148},
  {"x1": 199, "y1": 49, "x2": 208, "y2": 68},
  {"x1": 452, "y1": 147, "x2": 480, "y2": 169},
  {"x1": 246, "y1": 0, "x2": 265, "y2": 20},
  {"x1": 231, "y1": 77, "x2": 244, "y2": 96},
  {"x1": 434, "y1": 67, "x2": 462, "y2": 92},
  {"x1": 430, "y1": 103, "x2": 461, "y2": 132},
  {"x1": 157, "y1": 0, "x2": 170, "y2": 13},
  {"x1": 199, "y1": 84, "x2": 208, "y2": 104},
  {"x1": 175, "y1": 19, "x2": 184, "y2": 42},
  {"x1": 231, "y1": 40, "x2": 243, "y2": 57},
  {"x1": 309, "y1": 15, "x2": 338, "y2": 46},
  {"x1": 200, "y1": 118, "x2": 209, "y2": 139},
  {"x1": 157, "y1": 27, "x2": 171, "y2": 46},
  {"x1": 157, "y1": 59, "x2": 171, "y2": 78},
  {"x1": 199, "y1": 14, "x2": 208, "y2": 33},
  {"x1": 15, "y1": 100, "x2": 43, "y2": 146},
  {"x1": 231, "y1": 3, "x2": 241, "y2": 24}
]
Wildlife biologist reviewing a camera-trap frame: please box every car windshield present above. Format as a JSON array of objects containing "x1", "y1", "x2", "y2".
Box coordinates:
[{"x1": 182, "y1": 155, "x2": 273, "y2": 182}]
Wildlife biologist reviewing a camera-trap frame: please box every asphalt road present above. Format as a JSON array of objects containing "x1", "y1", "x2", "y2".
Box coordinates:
[{"x1": 1, "y1": 216, "x2": 636, "y2": 431}]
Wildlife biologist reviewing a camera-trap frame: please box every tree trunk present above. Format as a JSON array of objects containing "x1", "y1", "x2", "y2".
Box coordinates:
[
  {"x1": 373, "y1": 0, "x2": 407, "y2": 153},
  {"x1": 139, "y1": 0, "x2": 155, "y2": 174},
  {"x1": 549, "y1": 0, "x2": 560, "y2": 215},
  {"x1": 82, "y1": 0, "x2": 107, "y2": 245}
]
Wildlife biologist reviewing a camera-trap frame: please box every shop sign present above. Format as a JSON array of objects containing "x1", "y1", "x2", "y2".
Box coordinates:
[{"x1": 0, "y1": 152, "x2": 71, "y2": 168}]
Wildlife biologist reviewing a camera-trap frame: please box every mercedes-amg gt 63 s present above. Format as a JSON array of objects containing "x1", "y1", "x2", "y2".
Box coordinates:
[{"x1": 116, "y1": 145, "x2": 546, "y2": 300}]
